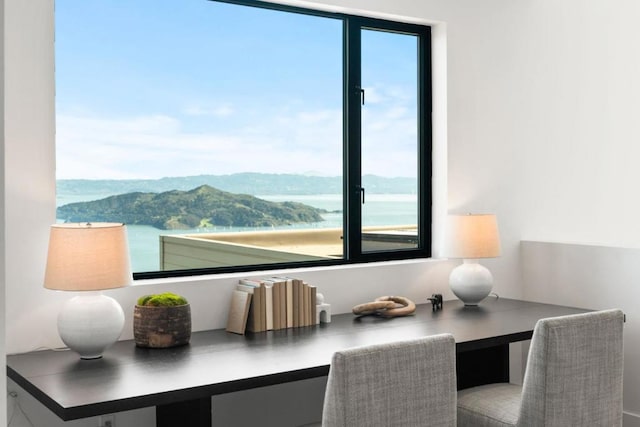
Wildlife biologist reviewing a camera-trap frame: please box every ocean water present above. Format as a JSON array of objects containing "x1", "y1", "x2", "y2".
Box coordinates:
[{"x1": 57, "y1": 193, "x2": 417, "y2": 273}]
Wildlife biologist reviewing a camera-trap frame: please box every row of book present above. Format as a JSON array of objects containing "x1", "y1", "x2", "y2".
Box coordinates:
[{"x1": 227, "y1": 277, "x2": 318, "y2": 334}]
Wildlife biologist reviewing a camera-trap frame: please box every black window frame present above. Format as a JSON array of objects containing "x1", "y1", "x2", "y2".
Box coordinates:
[{"x1": 135, "y1": 0, "x2": 432, "y2": 280}]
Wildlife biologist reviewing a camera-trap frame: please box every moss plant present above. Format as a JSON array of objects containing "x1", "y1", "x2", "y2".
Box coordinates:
[{"x1": 137, "y1": 292, "x2": 188, "y2": 307}]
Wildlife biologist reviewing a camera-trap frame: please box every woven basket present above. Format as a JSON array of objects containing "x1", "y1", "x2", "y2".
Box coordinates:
[{"x1": 133, "y1": 304, "x2": 191, "y2": 348}]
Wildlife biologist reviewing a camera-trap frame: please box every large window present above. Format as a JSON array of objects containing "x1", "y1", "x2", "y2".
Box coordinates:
[{"x1": 55, "y1": 0, "x2": 432, "y2": 279}]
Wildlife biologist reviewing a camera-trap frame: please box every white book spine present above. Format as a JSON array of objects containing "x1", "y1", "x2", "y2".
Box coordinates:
[
  {"x1": 286, "y1": 279, "x2": 294, "y2": 328},
  {"x1": 264, "y1": 282, "x2": 273, "y2": 331}
]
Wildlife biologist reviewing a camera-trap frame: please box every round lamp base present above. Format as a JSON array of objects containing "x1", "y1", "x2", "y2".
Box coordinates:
[
  {"x1": 449, "y1": 260, "x2": 493, "y2": 306},
  {"x1": 58, "y1": 294, "x2": 125, "y2": 359}
]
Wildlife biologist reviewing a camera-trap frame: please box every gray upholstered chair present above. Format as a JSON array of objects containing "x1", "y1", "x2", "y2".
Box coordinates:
[
  {"x1": 318, "y1": 333, "x2": 457, "y2": 427},
  {"x1": 457, "y1": 309, "x2": 624, "y2": 427}
]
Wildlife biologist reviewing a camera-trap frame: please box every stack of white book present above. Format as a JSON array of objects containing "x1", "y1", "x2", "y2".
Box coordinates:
[{"x1": 226, "y1": 277, "x2": 317, "y2": 335}]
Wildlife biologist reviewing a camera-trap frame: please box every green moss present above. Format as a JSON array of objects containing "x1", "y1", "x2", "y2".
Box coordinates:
[
  {"x1": 137, "y1": 295, "x2": 154, "y2": 306},
  {"x1": 137, "y1": 292, "x2": 188, "y2": 307}
]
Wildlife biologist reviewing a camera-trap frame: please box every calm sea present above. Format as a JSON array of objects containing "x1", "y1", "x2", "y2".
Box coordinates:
[{"x1": 56, "y1": 193, "x2": 417, "y2": 273}]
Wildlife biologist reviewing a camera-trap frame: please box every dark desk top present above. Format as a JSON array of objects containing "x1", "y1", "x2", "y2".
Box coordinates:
[{"x1": 7, "y1": 298, "x2": 587, "y2": 420}]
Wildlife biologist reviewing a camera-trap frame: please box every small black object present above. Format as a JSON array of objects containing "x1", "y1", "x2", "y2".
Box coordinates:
[{"x1": 427, "y1": 294, "x2": 443, "y2": 311}]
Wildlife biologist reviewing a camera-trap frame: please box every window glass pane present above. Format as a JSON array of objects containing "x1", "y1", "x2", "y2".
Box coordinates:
[
  {"x1": 55, "y1": 1, "x2": 343, "y2": 273},
  {"x1": 360, "y1": 29, "x2": 419, "y2": 252}
]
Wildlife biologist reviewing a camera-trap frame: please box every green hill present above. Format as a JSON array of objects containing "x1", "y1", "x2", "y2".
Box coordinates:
[{"x1": 56, "y1": 185, "x2": 326, "y2": 230}]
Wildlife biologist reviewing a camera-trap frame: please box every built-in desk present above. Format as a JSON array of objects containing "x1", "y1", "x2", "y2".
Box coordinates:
[{"x1": 6, "y1": 298, "x2": 588, "y2": 427}]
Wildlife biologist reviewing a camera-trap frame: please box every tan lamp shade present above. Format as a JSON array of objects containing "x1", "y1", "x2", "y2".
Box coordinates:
[
  {"x1": 442, "y1": 214, "x2": 501, "y2": 259},
  {"x1": 44, "y1": 222, "x2": 132, "y2": 291}
]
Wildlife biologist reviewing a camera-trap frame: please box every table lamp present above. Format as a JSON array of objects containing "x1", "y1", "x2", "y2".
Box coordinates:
[
  {"x1": 442, "y1": 214, "x2": 501, "y2": 306},
  {"x1": 44, "y1": 222, "x2": 132, "y2": 359}
]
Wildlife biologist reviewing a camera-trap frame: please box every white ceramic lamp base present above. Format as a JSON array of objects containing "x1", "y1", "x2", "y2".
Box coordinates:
[
  {"x1": 58, "y1": 293, "x2": 125, "y2": 359},
  {"x1": 449, "y1": 259, "x2": 493, "y2": 306}
]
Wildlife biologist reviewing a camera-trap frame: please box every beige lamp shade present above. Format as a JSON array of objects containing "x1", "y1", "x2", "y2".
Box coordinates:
[
  {"x1": 44, "y1": 222, "x2": 132, "y2": 291},
  {"x1": 442, "y1": 214, "x2": 501, "y2": 259}
]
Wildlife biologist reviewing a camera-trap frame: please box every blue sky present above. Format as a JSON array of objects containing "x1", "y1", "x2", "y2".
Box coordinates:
[{"x1": 55, "y1": 0, "x2": 418, "y2": 180}]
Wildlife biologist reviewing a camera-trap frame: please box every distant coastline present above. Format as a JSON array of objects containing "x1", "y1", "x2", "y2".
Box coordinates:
[{"x1": 57, "y1": 172, "x2": 417, "y2": 197}]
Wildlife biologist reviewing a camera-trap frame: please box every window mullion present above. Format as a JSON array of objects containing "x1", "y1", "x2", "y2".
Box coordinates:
[
  {"x1": 418, "y1": 28, "x2": 432, "y2": 255},
  {"x1": 344, "y1": 18, "x2": 362, "y2": 260}
]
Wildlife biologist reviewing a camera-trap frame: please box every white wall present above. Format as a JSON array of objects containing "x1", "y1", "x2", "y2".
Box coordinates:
[
  {"x1": 0, "y1": 0, "x2": 6, "y2": 424},
  {"x1": 437, "y1": 0, "x2": 640, "y2": 422},
  {"x1": 522, "y1": 241, "x2": 640, "y2": 425},
  {"x1": 437, "y1": 0, "x2": 640, "y2": 423},
  {"x1": 7, "y1": 0, "x2": 640, "y2": 425}
]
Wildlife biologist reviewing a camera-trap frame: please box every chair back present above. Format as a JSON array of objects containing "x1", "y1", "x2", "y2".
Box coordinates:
[
  {"x1": 518, "y1": 309, "x2": 624, "y2": 427},
  {"x1": 321, "y1": 333, "x2": 457, "y2": 427}
]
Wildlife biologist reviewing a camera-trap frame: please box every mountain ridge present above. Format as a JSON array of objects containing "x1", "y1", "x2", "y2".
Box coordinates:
[{"x1": 57, "y1": 172, "x2": 417, "y2": 196}]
